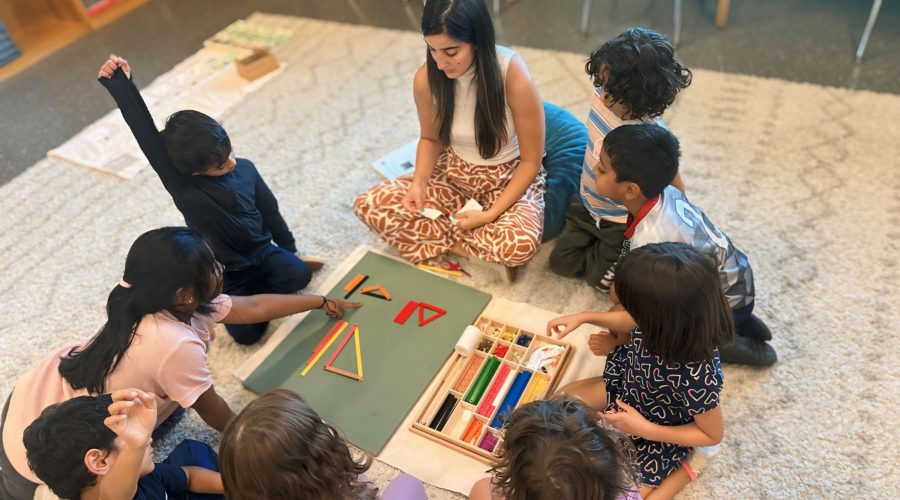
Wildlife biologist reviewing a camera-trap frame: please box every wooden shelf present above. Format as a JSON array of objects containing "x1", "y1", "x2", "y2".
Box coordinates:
[
  {"x1": 0, "y1": 0, "x2": 148, "y2": 82},
  {"x1": 85, "y1": 0, "x2": 148, "y2": 30}
]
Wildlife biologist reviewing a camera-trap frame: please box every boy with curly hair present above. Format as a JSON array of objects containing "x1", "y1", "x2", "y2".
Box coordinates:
[{"x1": 549, "y1": 28, "x2": 691, "y2": 292}]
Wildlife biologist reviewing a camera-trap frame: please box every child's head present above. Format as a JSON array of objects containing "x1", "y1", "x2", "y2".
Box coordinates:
[
  {"x1": 489, "y1": 396, "x2": 634, "y2": 500},
  {"x1": 615, "y1": 242, "x2": 735, "y2": 363},
  {"x1": 23, "y1": 394, "x2": 154, "y2": 500},
  {"x1": 58, "y1": 227, "x2": 222, "y2": 394},
  {"x1": 161, "y1": 110, "x2": 235, "y2": 176},
  {"x1": 219, "y1": 389, "x2": 375, "y2": 500},
  {"x1": 586, "y1": 27, "x2": 692, "y2": 119},
  {"x1": 594, "y1": 123, "x2": 680, "y2": 202},
  {"x1": 421, "y1": 0, "x2": 508, "y2": 159}
]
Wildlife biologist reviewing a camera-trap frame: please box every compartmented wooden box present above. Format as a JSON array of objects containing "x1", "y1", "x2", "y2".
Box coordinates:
[{"x1": 411, "y1": 315, "x2": 574, "y2": 462}]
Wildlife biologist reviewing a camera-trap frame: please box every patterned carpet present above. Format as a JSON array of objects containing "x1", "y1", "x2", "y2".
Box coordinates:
[{"x1": 1, "y1": 13, "x2": 898, "y2": 498}]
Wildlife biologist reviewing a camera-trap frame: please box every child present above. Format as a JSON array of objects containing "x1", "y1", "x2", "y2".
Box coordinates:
[
  {"x1": 584, "y1": 123, "x2": 774, "y2": 365},
  {"x1": 219, "y1": 389, "x2": 426, "y2": 500},
  {"x1": 548, "y1": 243, "x2": 731, "y2": 497},
  {"x1": 0, "y1": 227, "x2": 360, "y2": 500},
  {"x1": 549, "y1": 27, "x2": 691, "y2": 292},
  {"x1": 469, "y1": 396, "x2": 640, "y2": 500},
  {"x1": 23, "y1": 389, "x2": 223, "y2": 500},
  {"x1": 98, "y1": 54, "x2": 320, "y2": 346}
]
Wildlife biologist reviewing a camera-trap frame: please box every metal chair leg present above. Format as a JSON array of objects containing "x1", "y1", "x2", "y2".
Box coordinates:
[
  {"x1": 856, "y1": 0, "x2": 882, "y2": 62},
  {"x1": 580, "y1": 0, "x2": 592, "y2": 36},
  {"x1": 494, "y1": 0, "x2": 500, "y2": 15},
  {"x1": 673, "y1": 0, "x2": 682, "y2": 46}
]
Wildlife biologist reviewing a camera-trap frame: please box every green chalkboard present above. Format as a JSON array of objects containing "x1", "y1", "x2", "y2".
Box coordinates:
[{"x1": 243, "y1": 251, "x2": 492, "y2": 453}]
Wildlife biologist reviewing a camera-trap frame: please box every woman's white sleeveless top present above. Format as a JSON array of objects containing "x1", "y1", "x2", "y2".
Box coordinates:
[{"x1": 449, "y1": 45, "x2": 520, "y2": 165}]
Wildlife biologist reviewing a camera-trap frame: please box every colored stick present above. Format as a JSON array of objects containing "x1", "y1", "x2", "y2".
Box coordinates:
[
  {"x1": 310, "y1": 321, "x2": 347, "y2": 359},
  {"x1": 490, "y1": 371, "x2": 532, "y2": 428},
  {"x1": 354, "y1": 323, "x2": 363, "y2": 379},
  {"x1": 300, "y1": 322, "x2": 347, "y2": 376},
  {"x1": 476, "y1": 364, "x2": 511, "y2": 417},
  {"x1": 343, "y1": 275, "x2": 369, "y2": 299},
  {"x1": 394, "y1": 300, "x2": 419, "y2": 324},
  {"x1": 343, "y1": 274, "x2": 366, "y2": 292}
]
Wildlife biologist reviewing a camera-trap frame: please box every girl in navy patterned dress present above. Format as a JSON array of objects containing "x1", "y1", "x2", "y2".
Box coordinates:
[{"x1": 548, "y1": 242, "x2": 733, "y2": 498}]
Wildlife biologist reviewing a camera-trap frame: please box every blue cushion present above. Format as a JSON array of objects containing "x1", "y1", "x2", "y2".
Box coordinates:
[{"x1": 542, "y1": 102, "x2": 587, "y2": 242}]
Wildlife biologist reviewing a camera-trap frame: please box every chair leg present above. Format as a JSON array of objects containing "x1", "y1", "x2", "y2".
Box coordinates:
[
  {"x1": 494, "y1": 0, "x2": 500, "y2": 15},
  {"x1": 856, "y1": 0, "x2": 883, "y2": 62},
  {"x1": 580, "y1": 0, "x2": 592, "y2": 36},
  {"x1": 673, "y1": 0, "x2": 683, "y2": 47},
  {"x1": 716, "y1": 0, "x2": 730, "y2": 28}
]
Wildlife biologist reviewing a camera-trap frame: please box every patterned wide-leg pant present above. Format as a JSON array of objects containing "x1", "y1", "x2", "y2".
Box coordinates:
[{"x1": 354, "y1": 148, "x2": 546, "y2": 266}]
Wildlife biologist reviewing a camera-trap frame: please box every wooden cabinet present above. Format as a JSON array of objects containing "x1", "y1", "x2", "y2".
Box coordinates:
[{"x1": 0, "y1": 0, "x2": 148, "y2": 80}]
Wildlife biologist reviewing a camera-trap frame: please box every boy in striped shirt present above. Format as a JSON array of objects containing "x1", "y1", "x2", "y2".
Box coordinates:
[{"x1": 549, "y1": 28, "x2": 691, "y2": 292}]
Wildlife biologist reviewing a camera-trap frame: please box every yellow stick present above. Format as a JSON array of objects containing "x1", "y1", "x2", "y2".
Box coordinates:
[
  {"x1": 354, "y1": 325, "x2": 363, "y2": 380},
  {"x1": 300, "y1": 322, "x2": 347, "y2": 376}
]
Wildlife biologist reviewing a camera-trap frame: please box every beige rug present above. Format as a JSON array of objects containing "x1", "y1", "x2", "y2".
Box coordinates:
[{"x1": 1, "y1": 13, "x2": 898, "y2": 498}]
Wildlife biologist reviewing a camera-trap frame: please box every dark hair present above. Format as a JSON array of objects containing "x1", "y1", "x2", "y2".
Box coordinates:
[
  {"x1": 219, "y1": 389, "x2": 376, "y2": 500},
  {"x1": 490, "y1": 396, "x2": 635, "y2": 500},
  {"x1": 615, "y1": 242, "x2": 734, "y2": 363},
  {"x1": 603, "y1": 123, "x2": 679, "y2": 198},
  {"x1": 422, "y1": 0, "x2": 508, "y2": 159},
  {"x1": 58, "y1": 227, "x2": 221, "y2": 394},
  {"x1": 23, "y1": 394, "x2": 115, "y2": 500},
  {"x1": 585, "y1": 27, "x2": 692, "y2": 119},
  {"x1": 161, "y1": 110, "x2": 232, "y2": 174}
]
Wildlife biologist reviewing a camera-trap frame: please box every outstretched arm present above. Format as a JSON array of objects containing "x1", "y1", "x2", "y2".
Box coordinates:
[
  {"x1": 223, "y1": 294, "x2": 362, "y2": 324},
  {"x1": 97, "y1": 55, "x2": 181, "y2": 190}
]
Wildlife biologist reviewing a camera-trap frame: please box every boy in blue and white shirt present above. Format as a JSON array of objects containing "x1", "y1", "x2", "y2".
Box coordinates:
[
  {"x1": 549, "y1": 28, "x2": 691, "y2": 291},
  {"x1": 594, "y1": 123, "x2": 776, "y2": 366}
]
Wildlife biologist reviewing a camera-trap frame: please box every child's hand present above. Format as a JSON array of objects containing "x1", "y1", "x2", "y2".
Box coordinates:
[
  {"x1": 104, "y1": 389, "x2": 157, "y2": 449},
  {"x1": 546, "y1": 313, "x2": 584, "y2": 338},
  {"x1": 98, "y1": 54, "x2": 131, "y2": 79},
  {"x1": 588, "y1": 332, "x2": 617, "y2": 356},
  {"x1": 322, "y1": 298, "x2": 362, "y2": 319},
  {"x1": 599, "y1": 399, "x2": 653, "y2": 438}
]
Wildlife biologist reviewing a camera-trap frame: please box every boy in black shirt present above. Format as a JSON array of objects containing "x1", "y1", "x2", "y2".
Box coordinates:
[{"x1": 98, "y1": 55, "x2": 321, "y2": 345}]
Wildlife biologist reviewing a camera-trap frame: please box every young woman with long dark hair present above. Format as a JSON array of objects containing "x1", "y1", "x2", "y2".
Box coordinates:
[{"x1": 354, "y1": 0, "x2": 546, "y2": 280}]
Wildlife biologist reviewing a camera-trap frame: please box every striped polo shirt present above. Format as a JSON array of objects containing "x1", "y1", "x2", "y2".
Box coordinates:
[{"x1": 580, "y1": 87, "x2": 658, "y2": 224}]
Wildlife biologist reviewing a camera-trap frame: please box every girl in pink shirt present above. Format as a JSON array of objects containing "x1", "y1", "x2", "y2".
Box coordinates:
[{"x1": 0, "y1": 227, "x2": 360, "y2": 500}]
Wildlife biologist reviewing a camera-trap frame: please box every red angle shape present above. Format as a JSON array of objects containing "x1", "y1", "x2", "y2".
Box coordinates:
[{"x1": 417, "y1": 302, "x2": 446, "y2": 327}]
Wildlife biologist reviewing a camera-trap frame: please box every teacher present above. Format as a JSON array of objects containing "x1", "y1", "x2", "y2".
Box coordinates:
[{"x1": 354, "y1": 0, "x2": 545, "y2": 281}]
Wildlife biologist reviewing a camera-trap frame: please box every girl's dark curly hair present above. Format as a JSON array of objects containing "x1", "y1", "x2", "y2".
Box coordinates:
[
  {"x1": 219, "y1": 389, "x2": 376, "y2": 500},
  {"x1": 489, "y1": 396, "x2": 636, "y2": 500},
  {"x1": 585, "y1": 27, "x2": 692, "y2": 119}
]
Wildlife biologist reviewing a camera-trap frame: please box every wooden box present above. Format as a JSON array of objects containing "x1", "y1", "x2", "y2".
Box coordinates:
[
  {"x1": 235, "y1": 49, "x2": 278, "y2": 82},
  {"x1": 410, "y1": 315, "x2": 574, "y2": 462}
]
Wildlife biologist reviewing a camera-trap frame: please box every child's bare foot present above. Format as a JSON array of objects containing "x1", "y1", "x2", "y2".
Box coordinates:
[{"x1": 299, "y1": 255, "x2": 325, "y2": 273}]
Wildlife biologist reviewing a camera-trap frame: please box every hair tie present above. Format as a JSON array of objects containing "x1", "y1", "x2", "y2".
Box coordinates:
[{"x1": 119, "y1": 278, "x2": 133, "y2": 289}]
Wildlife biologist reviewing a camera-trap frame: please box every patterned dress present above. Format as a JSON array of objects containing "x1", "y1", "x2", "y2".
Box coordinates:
[{"x1": 604, "y1": 328, "x2": 723, "y2": 486}]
